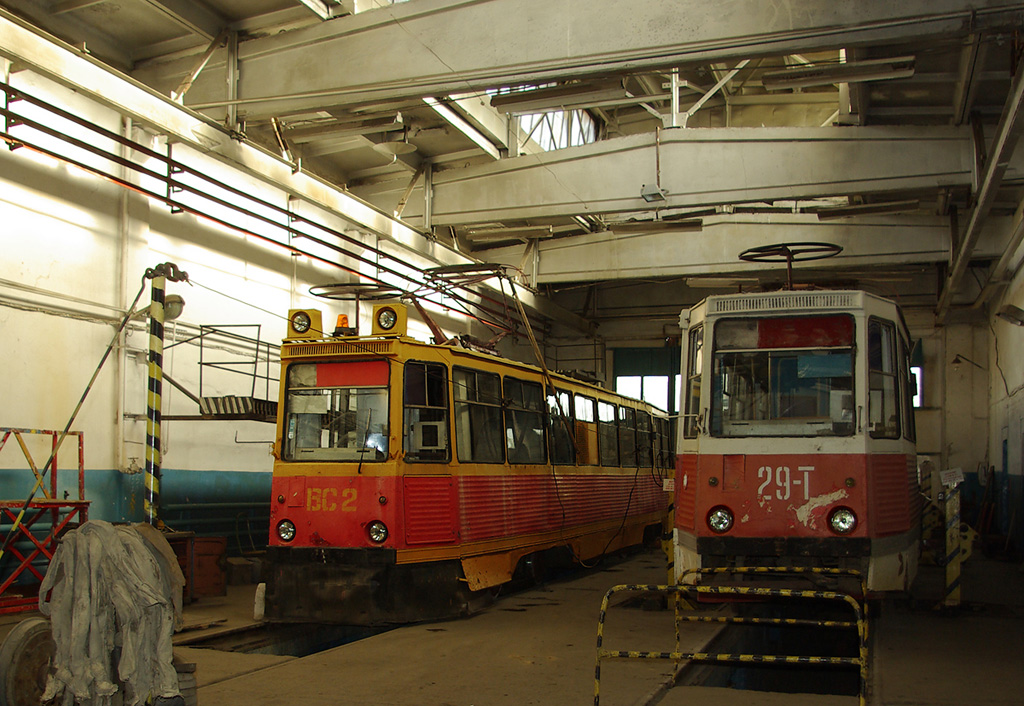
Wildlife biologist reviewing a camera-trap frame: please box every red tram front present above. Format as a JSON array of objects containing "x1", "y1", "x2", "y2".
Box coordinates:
[{"x1": 675, "y1": 290, "x2": 920, "y2": 592}]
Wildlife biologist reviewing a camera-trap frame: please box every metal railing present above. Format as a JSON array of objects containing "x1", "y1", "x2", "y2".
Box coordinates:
[{"x1": 594, "y1": 567, "x2": 869, "y2": 706}]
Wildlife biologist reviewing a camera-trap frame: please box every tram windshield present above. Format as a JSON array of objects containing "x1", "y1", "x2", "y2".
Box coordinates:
[
  {"x1": 283, "y1": 361, "x2": 390, "y2": 461},
  {"x1": 710, "y1": 315, "x2": 854, "y2": 437}
]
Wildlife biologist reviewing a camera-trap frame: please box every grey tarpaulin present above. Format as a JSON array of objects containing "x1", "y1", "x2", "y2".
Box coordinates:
[{"x1": 38, "y1": 521, "x2": 186, "y2": 706}]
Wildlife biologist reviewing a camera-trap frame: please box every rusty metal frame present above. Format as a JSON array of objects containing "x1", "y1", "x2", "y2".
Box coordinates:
[{"x1": 0, "y1": 428, "x2": 89, "y2": 613}]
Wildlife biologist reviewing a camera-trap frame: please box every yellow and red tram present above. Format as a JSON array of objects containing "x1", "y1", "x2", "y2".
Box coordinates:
[
  {"x1": 675, "y1": 290, "x2": 920, "y2": 593},
  {"x1": 265, "y1": 303, "x2": 672, "y2": 624}
]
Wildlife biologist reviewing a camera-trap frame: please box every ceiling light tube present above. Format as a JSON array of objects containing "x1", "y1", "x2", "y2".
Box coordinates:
[{"x1": 762, "y1": 56, "x2": 915, "y2": 91}]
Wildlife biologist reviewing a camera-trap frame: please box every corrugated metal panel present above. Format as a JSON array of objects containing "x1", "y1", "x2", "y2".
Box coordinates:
[
  {"x1": 907, "y1": 454, "x2": 923, "y2": 526},
  {"x1": 677, "y1": 455, "x2": 697, "y2": 530},
  {"x1": 404, "y1": 476, "x2": 457, "y2": 545},
  {"x1": 458, "y1": 474, "x2": 665, "y2": 542},
  {"x1": 869, "y1": 454, "x2": 912, "y2": 535},
  {"x1": 282, "y1": 340, "x2": 395, "y2": 358},
  {"x1": 709, "y1": 291, "x2": 860, "y2": 315}
]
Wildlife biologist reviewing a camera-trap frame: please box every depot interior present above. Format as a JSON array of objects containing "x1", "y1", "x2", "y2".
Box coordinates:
[{"x1": 0, "y1": 1, "x2": 1023, "y2": 600}]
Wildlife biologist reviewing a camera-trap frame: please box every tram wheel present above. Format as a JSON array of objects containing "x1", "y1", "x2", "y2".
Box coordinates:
[{"x1": 0, "y1": 617, "x2": 54, "y2": 706}]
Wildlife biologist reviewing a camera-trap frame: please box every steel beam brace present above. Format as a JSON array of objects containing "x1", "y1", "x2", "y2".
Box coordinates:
[
  {"x1": 137, "y1": 0, "x2": 1024, "y2": 118},
  {"x1": 937, "y1": 52, "x2": 1024, "y2": 317}
]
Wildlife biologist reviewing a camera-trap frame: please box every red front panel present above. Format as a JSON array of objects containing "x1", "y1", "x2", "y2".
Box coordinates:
[
  {"x1": 675, "y1": 454, "x2": 876, "y2": 536},
  {"x1": 269, "y1": 474, "x2": 402, "y2": 548}
]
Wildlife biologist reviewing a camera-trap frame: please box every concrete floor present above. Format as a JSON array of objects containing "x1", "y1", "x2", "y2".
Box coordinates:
[
  {"x1": 191, "y1": 550, "x2": 721, "y2": 706},
  {"x1": 171, "y1": 550, "x2": 1024, "y2": 706},
  {"x1": 3, "y1": 548, "x2": 1022, "y2": 705}
]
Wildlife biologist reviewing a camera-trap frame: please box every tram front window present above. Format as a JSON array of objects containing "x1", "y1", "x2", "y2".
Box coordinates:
[
  {"x1": 284, "y1": 361, "x2": 390, "y2": 461},
  {"x1": 710, "y1": 316, "x2": 854, "y2": 437}
]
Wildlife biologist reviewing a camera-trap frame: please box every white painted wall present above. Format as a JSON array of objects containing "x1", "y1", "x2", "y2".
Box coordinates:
[{"x1": 0, "y1": 71, "x2": 487, "y2": 530}]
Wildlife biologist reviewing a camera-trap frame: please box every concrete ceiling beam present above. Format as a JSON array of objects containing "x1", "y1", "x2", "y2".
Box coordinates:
[
  {"x1": 136, "y1": 0, "x2": 1024, "y2": 117},
  {"x1": 483, "y1": 213, "x2": 1015, "y2": 284},
  {"x1": 404, "y1": 125, "x2": 978, "y2": 225}
]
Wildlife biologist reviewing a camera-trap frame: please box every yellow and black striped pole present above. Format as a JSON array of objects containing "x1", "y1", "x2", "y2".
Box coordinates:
[
  {"x1": 142, "y1": 262, "x2": 188, "y2": 527},
  {"x1": 144, "y1": 270, "x2": 167, "y2": 527},
  {"x1": 943, "y1": 483, "x2": 962, "y2": 607}
]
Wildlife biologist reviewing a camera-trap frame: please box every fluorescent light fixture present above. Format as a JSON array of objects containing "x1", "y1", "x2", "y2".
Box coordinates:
[
  {"x1": 465, "y1": 225, "x2": 554, "y2": 242},
  {"x1": 285, "y1": 114, "x2": 404, "y2": 142},
  {"x1": 611, "y1": 219, "x2": 702, "y2": 233},
  {"x1": 490, "y1": 81, "x2": 625, "y2": 114},
  {"x1": 815, "y1": 199, "x2": 920, "y2": 220},
  {"x1": 641, "y1": 184, "x2": 667, "y2": 202},
  {"x1": 762, "y1": 56, "x2": 915, "y2": 91},
  {"x1": 996, "y1": 304, "x2": 1024, "y2": 326}
]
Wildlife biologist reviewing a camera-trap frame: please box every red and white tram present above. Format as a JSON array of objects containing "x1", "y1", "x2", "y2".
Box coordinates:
[{"x1": 675, "y1": 290, "x2": 920, "y2": 593}]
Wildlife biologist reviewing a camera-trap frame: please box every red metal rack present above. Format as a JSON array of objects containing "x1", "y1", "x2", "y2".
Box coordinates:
[{"x1": 0, "y1": 428, "x2": 90, "y2": 613}]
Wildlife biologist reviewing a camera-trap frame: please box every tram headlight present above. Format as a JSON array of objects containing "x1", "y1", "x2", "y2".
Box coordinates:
[
  {"x1": 367, "y1": 521, "x2": 389, "y2": 543},
  {"x1": 276, "y1": 519, "x2": 296, "y2": 542},
  {"x1": 376, "y1": 307, "x2": 398, "y2": 331},
  {"x1": 828, "y1": 507, "x2": 858, "y2": 535},
  {"x1": 290, "y1": 310, "x2": 312, "y2": 334},
  {"x1": 706, "y1": 506, "x2": 734, "y2": 534}
]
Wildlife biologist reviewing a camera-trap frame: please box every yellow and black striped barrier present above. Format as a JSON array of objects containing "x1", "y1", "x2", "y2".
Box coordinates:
[{"x1": 594, "y1": 573, "x2": 869, "y2": 706}]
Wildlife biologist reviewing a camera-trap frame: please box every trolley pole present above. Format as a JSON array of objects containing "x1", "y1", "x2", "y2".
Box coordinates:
[{"x1": 143, "y1": 262, "x2": 188, "y2": 527}]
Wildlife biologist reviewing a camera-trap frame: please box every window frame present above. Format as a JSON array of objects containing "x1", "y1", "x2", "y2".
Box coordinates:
[
  {"x1": 402, "y1": 360, "x2": 451, "y2": 464},
  {"x1": 452, "y1": 366, "x2": 506, "y2": 464}
]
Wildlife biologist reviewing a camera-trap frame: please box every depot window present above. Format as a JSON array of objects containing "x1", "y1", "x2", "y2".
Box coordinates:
[{"x1": 283, "y1": 361, "x2": 390, "y2": 461}]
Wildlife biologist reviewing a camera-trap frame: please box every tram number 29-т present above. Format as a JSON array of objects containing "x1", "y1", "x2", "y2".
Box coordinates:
[{"x1": 757, "y1": 465, "x2": 813, "y2": 503}]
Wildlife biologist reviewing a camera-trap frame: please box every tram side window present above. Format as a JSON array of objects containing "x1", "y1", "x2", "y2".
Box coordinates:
[
  {"x1": 683, "y1": 326, "x2": 703, "y2": 438},
  {"x1": 505, "y1": 377, "x2": 547, "y2": 465},
  {"x1": 618, "y1": 407, "x2": 637, "y2": 467},
  {"x1": 657, "y1": 417, "x2": 674, "y2": 469},
  {"x1": 598, "y1": 401, "x2": 620, "y2": 466},
  {"x1": 283, "y1": 361, "x2": 389, "y2": 462},
  {"x1": 403, "y1": 361, "x2": 450, "y2": 463},
  {"x1": 868, "y1": 319, "x2": 900, "y2": 439},
  {"x1": 453, "y1": 367, "x2": 504, "y2": 463},
  {"x1": 636, "y1": 411, "x2": 653, "y2": 468},
  {"x1": 547, "y1": 389, "x2": 576, "y2": 465},
  {"x1": 575, "y1": 394, "x2": 597, "y2": 465}
]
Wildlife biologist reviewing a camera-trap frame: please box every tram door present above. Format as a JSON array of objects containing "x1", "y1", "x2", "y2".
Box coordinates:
[{"x1": 402, "y1": 360, "x2": 457, "y2": 545}]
